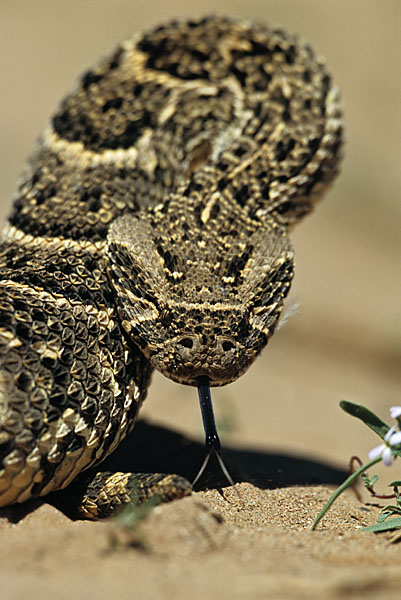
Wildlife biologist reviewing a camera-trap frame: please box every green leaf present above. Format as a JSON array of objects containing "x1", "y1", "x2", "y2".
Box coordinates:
[
  {"x1": 389, "y1": 480, "x2": 401, "y2": 487},
  {"x1": 363, "y1": 517, "x2": 401, "y2": 533},
  {"x1": 377, "y1": 511, "x2": 397, "y2": 523},
  {"x1": 311, "y1": 456, "x2": 382, "y2": 530},
  {"x1": 361, "y1": 473, "x2": 378, "y2": 487},
  {"x1": 114, "y1": 494, "x2": 161, "y2": 529},
  {"x1": 340, "y1": 401, "x2": 390, "y2": 440}
]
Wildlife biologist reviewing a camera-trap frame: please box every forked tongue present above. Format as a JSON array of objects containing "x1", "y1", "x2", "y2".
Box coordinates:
[{"x1": 192, "y1": 376, "x2": 234, "y2": 487}]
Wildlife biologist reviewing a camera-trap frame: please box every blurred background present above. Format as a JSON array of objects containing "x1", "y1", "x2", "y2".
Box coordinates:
[{"x1": 0, "y1": 0, "x2": 399, "y2": 472}]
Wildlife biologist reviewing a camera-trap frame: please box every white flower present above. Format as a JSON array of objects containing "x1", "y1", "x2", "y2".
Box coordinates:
[
  {"x1": 368, "y1": 426, "x2": 401, "y2": 466},
  {"x1": 390, "y1": 406, "x2": 401, "y2": 419}
]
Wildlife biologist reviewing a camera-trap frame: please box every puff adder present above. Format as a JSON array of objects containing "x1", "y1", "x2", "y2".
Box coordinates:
[{"x1": 0, "y1": 16, "x2": 343, "y2": 518}]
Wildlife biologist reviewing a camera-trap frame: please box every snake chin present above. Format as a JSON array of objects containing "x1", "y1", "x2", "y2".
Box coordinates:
[{"x1": 147, "y1": 333, "x2": 258, "y2": 387}]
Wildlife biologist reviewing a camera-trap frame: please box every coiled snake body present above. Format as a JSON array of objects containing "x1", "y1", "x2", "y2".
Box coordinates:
[{"x1": 0, "y1": 17, "x2": 343, "y2": 517}]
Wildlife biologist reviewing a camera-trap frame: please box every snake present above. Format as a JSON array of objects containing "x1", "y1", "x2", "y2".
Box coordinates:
[{"x1": 0, "y1": 16, "x2": 343, "y2": 518}]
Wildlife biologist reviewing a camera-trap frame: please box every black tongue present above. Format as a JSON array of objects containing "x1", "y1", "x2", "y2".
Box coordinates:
[{"x1": 192, "y1": 376, "x2": 234, "y2": 487}]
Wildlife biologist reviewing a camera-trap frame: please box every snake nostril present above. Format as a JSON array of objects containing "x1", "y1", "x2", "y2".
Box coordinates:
[
  {"x1": 221, "y1": 340, "x2": 235, "y2": 352},
  {"x1": 179, "y1": 337, "x2": 194, "y2": 349}
]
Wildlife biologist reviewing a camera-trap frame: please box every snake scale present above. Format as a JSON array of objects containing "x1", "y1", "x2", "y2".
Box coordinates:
[{"x1": 0, "y1": 16, "x2": 343, "y2": 518}]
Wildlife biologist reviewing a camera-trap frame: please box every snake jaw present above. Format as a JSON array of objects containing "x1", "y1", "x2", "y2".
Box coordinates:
[{"x1": 147, "y1": 333, "x2": 258, "y2": 387}]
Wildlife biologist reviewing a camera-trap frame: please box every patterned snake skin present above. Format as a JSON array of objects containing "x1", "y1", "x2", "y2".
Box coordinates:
[{"x1": 0, "y1": 16, "x2": 343, "y2": 517}]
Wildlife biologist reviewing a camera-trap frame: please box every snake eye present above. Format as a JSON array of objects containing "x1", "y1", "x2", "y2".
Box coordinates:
[{"x1": 159, "y1": 309, "x2": 173, "y2": 327}]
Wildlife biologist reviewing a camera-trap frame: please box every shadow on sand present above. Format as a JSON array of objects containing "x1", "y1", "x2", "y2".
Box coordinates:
[
  {"x1": 99, "y1": 419, "x2": 347, "y2": 490},
  {"x1": 0, "y1": 419, "x2": 347, "y2": 523}
]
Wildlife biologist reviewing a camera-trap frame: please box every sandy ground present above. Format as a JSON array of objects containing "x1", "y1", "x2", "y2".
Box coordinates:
[
  {"x1": 1, "y1": 480, "x2": 401, "y2": 600},
  {"x1": 0, "y1": 1, "x2": 400, "y2": 599}
]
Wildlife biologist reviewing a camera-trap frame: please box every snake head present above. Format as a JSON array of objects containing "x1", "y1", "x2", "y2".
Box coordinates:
[{"x1": 107, "y1": 210, "x2": 294, "y2": 387}]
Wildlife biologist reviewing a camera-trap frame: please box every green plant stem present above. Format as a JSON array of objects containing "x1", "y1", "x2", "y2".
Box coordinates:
[{"x1": 311, "y1": 456, "x2": 382, "y2": 530}]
